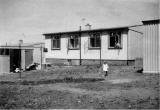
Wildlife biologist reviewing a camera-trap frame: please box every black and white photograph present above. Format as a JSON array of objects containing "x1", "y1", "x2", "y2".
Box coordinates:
[{"x1": 0, "y1": 0, "x2": 159, "y2": 109}]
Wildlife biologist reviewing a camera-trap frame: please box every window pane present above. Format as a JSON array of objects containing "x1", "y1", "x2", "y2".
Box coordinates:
[
  {"x1": 96, "y1": 36, "x2": 101, "y2": 47},
  {"x1": 75, "y1": 38, "x2": 79, "y2": 48},
  {"x1": 70, "y1": 38, "x2": 74, "y2": 48},
  {"x1": 52, "y1": 40, "x2": 57, "y2": 48},
  {"x1": 110, "y1": 36, "x2": 116, "y2": 47},
  {"x1": 57, "y1": 39, "x2": 60, "y2": 48},
  {"x1": 52, "y1": 36, "x2": 60, "y2": 49},
  {"x1": 90, "y1": 37, "x2": 95, "y2": 47},
  {"x1": 90, "y1": 33, "x2": 101, "y2": 48},
  {"x1": 69, "y1": 35, "x2": 79, "y2": 49},
  {"x1": 109, "y1": 32, "x2": 121, "y2": 48},
  {"x1": 96, "y1": 35, "x2": 100, "y2": 47}
]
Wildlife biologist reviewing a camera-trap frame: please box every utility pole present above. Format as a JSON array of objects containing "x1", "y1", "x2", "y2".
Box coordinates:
[
  {"x1": 100, "y1": 34, "x2": 102, "y2": 65},
  {"x1": 40, "y1": 44, "x2": 43, "y2": 69},
  {"x1": 79, "y1": 26, "x2": 82, "y2": 65},
  {"x1": 19, "y1": 40, "x2": 22, "y2": 79}
]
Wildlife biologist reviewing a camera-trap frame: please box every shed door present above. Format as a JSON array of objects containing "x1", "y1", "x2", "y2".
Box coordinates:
[
  {"x1": 0, "y1": 55, "x2": 10, "y2": 73},
  {"x1": 25, "y1": 50, "x2": 33, "y2": 67}
]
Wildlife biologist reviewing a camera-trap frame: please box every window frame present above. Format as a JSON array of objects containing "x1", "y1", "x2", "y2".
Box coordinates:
[
  {"x1": 88, "y1": 32, "x2": 101, "y2": 49},
  {"x1": 51, "y1": 35, "x2": 61, "y2": 50},
  {"x1": 108, "y1": 31, "x2": 122, "y2": 49},
  {"x1": 68, "y1": 34, "x2": 80, "y2": 50}
]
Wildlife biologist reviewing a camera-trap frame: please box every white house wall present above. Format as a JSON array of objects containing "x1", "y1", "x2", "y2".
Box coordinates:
[
  {"x1": 101, "y1": 31, "x2": 128, "y2": 60},
  {"x1": 45, "y1": 36, "x2": 80, "y2": 59},
  {"x1": 33, "y1": 44, "x2": 45, "y2": 68},
  {"x1": 81, "y1": 33, "x2": 101, "y2": 59},
  {"x1": 45, "y1": 30, "x2": 128, "y2": 60}
]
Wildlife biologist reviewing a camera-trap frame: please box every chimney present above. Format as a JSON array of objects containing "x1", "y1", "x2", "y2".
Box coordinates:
[
  {"x1": 85, "y1": 23, "x2": 91, "y2": 30},
  {"x1": 19, "y1": 39, "x2": 23, "y2": 44}
]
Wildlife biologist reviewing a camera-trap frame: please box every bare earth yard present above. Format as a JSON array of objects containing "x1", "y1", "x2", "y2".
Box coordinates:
[{"x1": 0, "y1": 65, "x2": 159, "y2": 109}]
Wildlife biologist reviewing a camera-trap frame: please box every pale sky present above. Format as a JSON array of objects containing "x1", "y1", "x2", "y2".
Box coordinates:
[{"x1": 0, "y1": 0, "x2": 159, "y2": 44}]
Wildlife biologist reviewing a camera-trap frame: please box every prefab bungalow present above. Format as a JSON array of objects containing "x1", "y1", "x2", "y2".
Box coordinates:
[
  {"x1": 142, "y1": 19, "x2": 160, "y2": 73},
  {"x1": 43, "y1": 25, "x2": 143, "y2": 66},
  {"x1": 0, "y1": 42, "x2": 44, "y2": 74}
]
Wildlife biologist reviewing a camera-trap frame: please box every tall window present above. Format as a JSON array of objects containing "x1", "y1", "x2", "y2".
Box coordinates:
[
  {"x1": 68, "y1": 34, "x2": 79, "y2": 49},
  {"x1": 109, "y1": 31, "x2": 122, "y2": 49},
  {"x1": 51, "y1": 35, "x2": 60, "y2": 49},
  {"x1": 89, "y1": 33, "x2": 101, "y2": 48}
]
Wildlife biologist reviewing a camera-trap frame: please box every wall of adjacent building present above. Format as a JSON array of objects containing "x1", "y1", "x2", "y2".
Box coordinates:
[
  {"x1": 128, "y1": 26, "x2": 143, "y2": 60},
  {"x1": 143, "y1": 22, "x2": 159, "y2": 73}
]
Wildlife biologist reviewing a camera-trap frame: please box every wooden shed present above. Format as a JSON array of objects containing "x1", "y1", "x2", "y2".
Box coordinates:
[
  {"x1": 0, "y1": 45, "x2": 33, "y2": 74},
  {"x1": 0, "y1": 42, "x2": 45, "y2": 74},
  {"x1": 142, "y1": 19, "x2": 160, "y2": 73}
]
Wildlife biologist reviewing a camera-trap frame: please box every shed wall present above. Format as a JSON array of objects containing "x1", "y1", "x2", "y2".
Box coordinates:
[
  {"x1": 143, "y1": 23, "x2": 159, "y2": 73},
  {"x1": 128, "y1": 26, "x2": 143, "y2": 60},
  {"x1": 0, "y1": 55, "x2": 10, "y2": 74}
]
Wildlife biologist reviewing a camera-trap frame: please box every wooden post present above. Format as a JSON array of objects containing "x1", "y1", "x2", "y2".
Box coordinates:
[
  {"x1": 19, "y1": 42, "x2": 21, "y2": 79},
  {"x1": 79, "y1": 26, "x2": 82, "y2": 65},
  {"x1": 100, "y1": 33, "x2": 102, "y2": 65},
  {"x1": 40, "y1": 44, "x2": 43, "y2": 69}
]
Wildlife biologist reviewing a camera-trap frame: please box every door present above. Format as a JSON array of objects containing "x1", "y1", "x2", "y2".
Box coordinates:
[
  {"x1": 0, "y1": 55, "x2": 10, "y2": 73},
  {"x1": 10, "y1": 49, "x2": 21, "y2": 72},
  {"x1": 25, "y1": 49, "x2": 33, "y2": 67}
]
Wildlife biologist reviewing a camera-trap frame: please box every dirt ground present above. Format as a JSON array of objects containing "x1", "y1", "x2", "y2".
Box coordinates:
[{"x1": 0, "y1": 65, "x2": 159, "y2": 109}]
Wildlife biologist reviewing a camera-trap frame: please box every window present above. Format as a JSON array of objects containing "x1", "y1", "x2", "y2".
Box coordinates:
[
  {"x1": 0, "y1": 49, "x2": 9, "y2": 55},
  {"x1": 51, "y1": 35, "x2": 60, "y2": 49},
  {"x1": 43, "y1": 48, "x2": 48, "y2": 52},
  {"x1": 89, "y1": 33, "x2": 101, "y2": 48},
  {"x1": 109, "y1": 31, "x2": 122, "y2": 49},
  {"x1": 68, "y1": 35, "x2": 79, "y2": 49}
]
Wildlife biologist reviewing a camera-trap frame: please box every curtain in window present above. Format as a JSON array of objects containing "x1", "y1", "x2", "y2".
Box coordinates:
[{"x1": 69, "y1": 35, "x2": 79, "y2": 49}]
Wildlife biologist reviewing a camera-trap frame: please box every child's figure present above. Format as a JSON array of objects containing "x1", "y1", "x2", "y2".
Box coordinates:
[{"x1": 103, "y1": 62, "x2": 109, "y2": 77}]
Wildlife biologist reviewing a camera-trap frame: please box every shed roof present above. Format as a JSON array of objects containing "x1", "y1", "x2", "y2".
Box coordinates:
[
  {"x1": 0, "y1": 42, "x2": 44, "y2": 49},
  {"x1": 0, "y1": 45, "x2": 33, "y2": 49}
]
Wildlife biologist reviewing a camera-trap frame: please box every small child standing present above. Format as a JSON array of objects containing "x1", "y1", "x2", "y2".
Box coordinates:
[{"x1": 103, "y1": 62, "x2": 109, "y2": 77}]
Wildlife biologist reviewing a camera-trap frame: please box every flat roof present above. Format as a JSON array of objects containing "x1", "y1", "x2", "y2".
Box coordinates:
[
  {"x1": 0, "y1": 42, "x2": 45, "y2": 49},
  {"x1": 142, "y1": 19, "x2": 160, "y2": 24},
  {"x1": 0, "y1": 45, "x2": 33, "y2": 49},
  {"x1": 43, "y1": 26, "x2": 130, "y2": 36}
]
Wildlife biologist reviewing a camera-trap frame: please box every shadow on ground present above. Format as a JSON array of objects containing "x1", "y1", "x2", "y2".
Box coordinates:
[{"x1": 0, "y1": 77, "x2": 105, "y2": 85}]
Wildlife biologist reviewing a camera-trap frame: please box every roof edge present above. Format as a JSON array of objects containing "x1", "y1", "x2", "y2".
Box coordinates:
[
  {"x1": 43, "y1": 26, "x2": 130, "y2": 36},
  {"x1": 142, "y1": 19, "x2": 160, "y2": 24}
]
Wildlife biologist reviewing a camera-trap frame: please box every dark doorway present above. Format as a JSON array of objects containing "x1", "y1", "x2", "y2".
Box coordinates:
[{"x1": 10, "y1": 49, "x2": 21, "y2": 72}]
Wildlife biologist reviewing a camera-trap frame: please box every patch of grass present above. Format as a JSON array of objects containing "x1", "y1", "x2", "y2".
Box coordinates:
[
  {"x1": 0, "y1": 85, "x2": 107, "y2": 109},
  {"x1": 0, "y1": 66, "x2": 159, "y2": 109}
]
